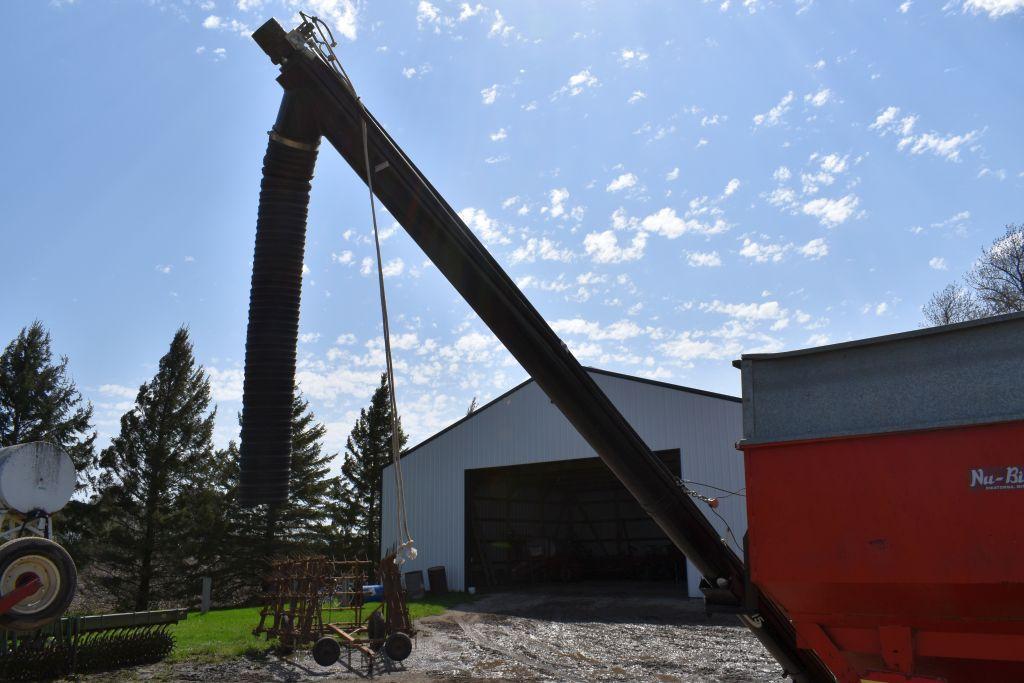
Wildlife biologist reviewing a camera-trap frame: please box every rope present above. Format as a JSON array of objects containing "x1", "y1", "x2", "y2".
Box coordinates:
[{"x1": 360, "y1": 118, "x2": 416, "y2": 565}]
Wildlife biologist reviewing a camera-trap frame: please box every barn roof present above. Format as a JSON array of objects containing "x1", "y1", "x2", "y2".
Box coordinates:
[{"x1": 399, "y1": 366, "x2": 739, "y2": 460}]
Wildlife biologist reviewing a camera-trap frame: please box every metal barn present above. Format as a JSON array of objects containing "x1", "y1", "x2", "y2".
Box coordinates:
[{"x1": 382, "y1": 368, "x2": 745, "y2": 598}]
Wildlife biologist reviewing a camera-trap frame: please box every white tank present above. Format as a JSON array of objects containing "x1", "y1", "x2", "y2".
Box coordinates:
[{"x1": 0, "y1": 442, "x2": 76, "y2": 514}]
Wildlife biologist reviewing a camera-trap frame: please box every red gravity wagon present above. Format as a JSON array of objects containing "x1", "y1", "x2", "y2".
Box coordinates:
[{"x1": 736, "y1": 312, "x2": 1024, "y2": 682}]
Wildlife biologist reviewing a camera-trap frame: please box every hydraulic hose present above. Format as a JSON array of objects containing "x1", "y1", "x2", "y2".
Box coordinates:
[{"x1": 238, "y1": 91, "x2": 320, "y2": 506}]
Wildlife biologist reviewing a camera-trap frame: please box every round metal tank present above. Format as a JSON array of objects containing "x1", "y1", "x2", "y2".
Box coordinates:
[{"x1": 0, "y1": 442, "x2": 76, "y2": 514}]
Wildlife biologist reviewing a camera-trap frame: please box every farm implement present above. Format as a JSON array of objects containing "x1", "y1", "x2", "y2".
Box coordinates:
[
  {"x1": 0, "y1": 442, "x2": 186, "y2": 678},
  {"x1": 254, "y1": 555, "x2": 414, "y2": 675}
]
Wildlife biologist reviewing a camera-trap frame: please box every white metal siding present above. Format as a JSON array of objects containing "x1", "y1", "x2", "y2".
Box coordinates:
[{"x1": 382, "y1": 370, "x2": 744, "y2": 598}]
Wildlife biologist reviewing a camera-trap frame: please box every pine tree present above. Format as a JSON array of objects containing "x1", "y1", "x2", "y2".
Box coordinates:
[
  {"x1": 0, "y1": 321, "x2": 96, "y2": 487},
  {"x1": 217, "y1": 391, "x2": 338, "y2": 601},
  {"x1": 337, "y1": 373, "x2": 407, "y2": 561},
  {"x1": 92, "y1": 327, "x2": 217, "y2": 610}
]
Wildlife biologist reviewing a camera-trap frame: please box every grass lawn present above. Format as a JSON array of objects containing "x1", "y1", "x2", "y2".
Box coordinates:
[{"x1": 168, "y1": 592, "x2": 473, "y2": 662}]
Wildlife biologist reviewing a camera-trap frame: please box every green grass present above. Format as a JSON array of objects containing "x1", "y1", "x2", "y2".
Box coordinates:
[{"x1": 167, "y1": 592, "x2": 474, "y2": 663}]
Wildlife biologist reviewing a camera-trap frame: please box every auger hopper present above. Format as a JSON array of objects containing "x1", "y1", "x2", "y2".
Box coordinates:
[{"x1": 736, "y1": 312, "x2": 1024, "y2": 683}]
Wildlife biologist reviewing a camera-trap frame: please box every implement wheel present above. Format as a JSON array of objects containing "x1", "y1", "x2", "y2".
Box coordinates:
[
  {"x1": 384, "y1": 632, "x2": 412, "y2": 662},
  {"x1": 312, "y1": 636, "x2": 341, "y2": 666},
  {"x1": 0, "y1": 537, "x2": 77, "y2": 631}
]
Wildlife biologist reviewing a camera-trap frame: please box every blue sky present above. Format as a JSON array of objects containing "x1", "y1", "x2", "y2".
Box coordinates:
[{"x1": 2, "y1": 0, "x2": 1021, "y2": 458}]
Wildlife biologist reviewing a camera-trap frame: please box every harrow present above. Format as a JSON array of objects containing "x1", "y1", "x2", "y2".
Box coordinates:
[
  {"x1": 255, "y1": 555, "x2": 414, "y2": 674},
  {"x1": 0, "y1": 608, "x2": 185, "y2": 680}
]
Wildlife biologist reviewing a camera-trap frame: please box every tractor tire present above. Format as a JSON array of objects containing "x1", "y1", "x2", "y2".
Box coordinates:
[{"x1": 0, "y1": 537, "x2": 77, "y2": 631}]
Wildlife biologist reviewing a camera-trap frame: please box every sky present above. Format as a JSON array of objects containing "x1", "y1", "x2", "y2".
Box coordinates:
[{"x1": 2, "y1": 0, "x2": 1022, "y2": 461}]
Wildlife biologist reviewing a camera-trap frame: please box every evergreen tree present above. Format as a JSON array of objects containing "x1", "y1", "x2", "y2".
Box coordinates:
[
  {"x1": 337, "y1": 373, "x2": 407, "y2": 561},
  {"x1": 92, "y1": 327, "x2": 217, "y2": 610},
  {"x1": 0, "y1": 321, "x2": 96, "y2": 486},
  {"x1": 217, "y1": 391, "x2": 338, "y2": 601}
]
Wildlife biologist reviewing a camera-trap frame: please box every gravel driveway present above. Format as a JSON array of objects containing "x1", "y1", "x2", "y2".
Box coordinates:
[{"x1": 82, "y1": 582, "x2": 784, "y2": 682}]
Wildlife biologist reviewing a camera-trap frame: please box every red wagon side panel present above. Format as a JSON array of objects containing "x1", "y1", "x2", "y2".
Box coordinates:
[{"x1": 744, "y1": 420, "x2": 1024, "y2": 682}]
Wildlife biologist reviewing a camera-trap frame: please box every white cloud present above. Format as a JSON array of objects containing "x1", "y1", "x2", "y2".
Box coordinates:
[
  {"x1": 753, "y1": 91, "x2": 794, "y2": 128},
  {"x1": 606, "y1": 172, "x2": 638, "y2": 192},
  {"x1": 799, "y1": 237, "x2": 829, "y2": 259},
  {"x1": 402, "y1": 64, "x2": 432, "y2": 79},
  {"x1": 583, "y1": 230, "x2": 647, "y2": 263},
  {"x1": 156, "y1": 264, "x2": 172, "y2": 274},
  {"x1": 722, "y1": 178, "x2": 741, "y2": 197},
  {"x1": 201, "y1": 13, "x2": 251, "y2": 35},
  {"x1": 618, "y1": 48, "x2": 649, "y2": 65},
  {"x1": 870, "y1": 106, "x2": 978, "y2": 162},
  {"x1": 489, "y1": 128, "x2": 507, "y2": 141},
  {"x1": 510, "y1": 237, "x2": 574, "y2": 264},
  {"x1": 739, "y1": 238, "x2": 791, "y2": 263},
  {"x1": 869, "y1": 106, "x2": 900, "y2": 131},
  {"x1": 961, "y1": 0, "x2": 1024, "y2": 17},
  {"x1": 802, "y1": 194, "x2": 859, "y2": 227},
  {"x1": 459, "y1": 207, "x2": 511, "y2": 244},
  {"x1": 550, "y1": 318, "x2": 650, "y2": 341},
  {"x1": 555, "y1": 68, "x2": 599, "y2": 98},
  {"x1": 807, "y1": 333, "x2": 830, "y2": 346},
  {"x1": 480, "y1": 84, "x2": 499, "y2": 105},
  {"x1": 458, "y1": 2, "x2": 485, "y2": 20},
  {"x1": 666, "y1": 167, "x2": 680, "y2": 181},
  {"x1": 929, "y1": 256, "x2": 948, "y2": 270},
  {"x1": 773, "y1": 166, "x2": 792, "y2": 182},
  {"x1": 686, "y1": 251, "x2": 722, "y2": 267},
  {"x1": 897, "y1": 130, "x2": 979, "y2": 161},
  {"x1": 659, "y1": 333, "x2": 727, "y2": 362},
  {"x1": 99, "y1": 384, "x2": 137, "y2": 399},
  {"x1": 641, "y1": 208, "x2": 690, "y2": 238},
  {"x1": 628, "y1": 90, "x2": 647, "y2": 104},
  {"x1": 545, "y1": 188, "x2": 571, "y2": 218},
  {"x1": 701, "y1": 300, "x2": 787, "y2": 321},
  {"x1": 303, "y1": 0, "x2": 359, "y2": 40},
  {"x1": 382, "y1": 258, "x2": 405, "y2": 277},
  {"x1": 207, "y1": 367, "x2": 244, "y2": 402},
  {"x1": 899, "y1": 0, "x2": 913, "y2": 12},
  {"x1": 333, "y1": 248, "x2": 358, "y2": 264},
  {"x1": 804, "y1": 87, "x2": 832, "y2": 107},
  {"x1": 416, "y1": 1, "x2": 442, "y2": 29},
  {"x1": 488, "y1": 9, "x2": 517, "y2": 39}
]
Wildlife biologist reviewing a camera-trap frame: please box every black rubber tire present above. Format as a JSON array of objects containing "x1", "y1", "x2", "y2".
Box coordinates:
[
  {"x1": 312, "y1": 636, "x2": 341, "y2": 667},
  {"x1": 0, "y1": 537, "x2": 77, "y2": 631},
  {"x1": 367, "y1": 609, "x2": 386, "y2": 650},
  {"x1": 384, "y1": 632, "x2": 413, "y2": 662}
]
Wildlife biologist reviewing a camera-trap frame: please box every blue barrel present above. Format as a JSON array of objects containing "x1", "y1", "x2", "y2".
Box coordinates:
[{"x1": 362, "y1": 584, "x2": 384, "y2": 600}]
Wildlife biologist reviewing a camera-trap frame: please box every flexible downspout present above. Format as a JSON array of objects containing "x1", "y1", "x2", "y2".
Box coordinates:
[{"x1": 238, "y1": 89, "x2": 320, "y2": 506}]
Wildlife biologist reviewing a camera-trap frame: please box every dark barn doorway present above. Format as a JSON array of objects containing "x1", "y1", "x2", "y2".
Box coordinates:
[{"x1": 465, "y1": 450, "x2": 686, "y2": 589}]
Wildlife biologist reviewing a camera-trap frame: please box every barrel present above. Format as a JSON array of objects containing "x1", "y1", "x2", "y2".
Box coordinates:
[
  {"x1": 427, "y1": 566, "x2": 448, "y2": 595},
  {"x1": 0, "y1": 442, "x2": 76, "y2": 514},
  {"x1": 403, "y1": 570, "x2": 425, "y2": 599}
]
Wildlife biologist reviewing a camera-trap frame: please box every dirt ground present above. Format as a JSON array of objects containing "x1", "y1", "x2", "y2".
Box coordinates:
[{"x1": 82, "y1": 583, "x2": 785, "y2": 682}]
